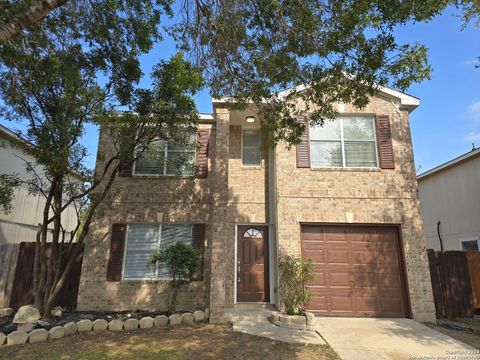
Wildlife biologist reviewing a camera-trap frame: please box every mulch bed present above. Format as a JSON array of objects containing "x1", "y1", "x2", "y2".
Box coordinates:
[{"x1": 0, "y1": 309, "x2": 172, "y2": 334}]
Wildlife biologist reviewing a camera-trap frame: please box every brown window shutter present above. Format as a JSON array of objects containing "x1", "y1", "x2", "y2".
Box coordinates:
[
  {"x1": 191, "y1": 224, "x2": 206, "y2": 281},
  {"x1": 375, "y1": 115, "x2": 395, "y2": 169},
  {"x1": 118, "y1": 160, "x2": 133, "y2": 177},
  {"x1": 296, "y1": 116, "x2": 311, "y2": 168},
  {"x1": 196, "y1": 130, "x2": 209, "y2": 178},
  {"x1": 106, "y1": 223, "x2": 127, "y2": 281}
]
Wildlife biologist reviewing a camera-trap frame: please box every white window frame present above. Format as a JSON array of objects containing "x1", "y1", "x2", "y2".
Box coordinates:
[
  {"x1": 310, "y1": 116, "x2": 379, "y2": 169},
  {"x1": 133, "y1": 138, "x2": 196, "y2": 177},
  {"x1": 459, "y1": 237, "x2": 480, "y2": 251},
  {"x1": 241, "y1": 128, "x2": 262, "y2": 167},
  {"x1": 121, "y1": 223, "x2": 193, "y2": 280}
]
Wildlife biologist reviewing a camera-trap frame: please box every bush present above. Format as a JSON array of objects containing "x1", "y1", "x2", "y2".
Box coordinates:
[
  {"x1": 151, "y1": 242, "x2": 201, "y2": 311},
  {"x1": 279, "y1": 255, "x2": 315, "y2": 315}
]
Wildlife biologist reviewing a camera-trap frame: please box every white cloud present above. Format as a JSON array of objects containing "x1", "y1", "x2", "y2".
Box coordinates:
[
  {"x1": 463, "y1": 59, "x2": 479, "y2": 66},
  {"x1": 465, "y1": 131, "x2": 480, "y2": 142},
  {"x1": 468, "y1": 100, "x2": 480, "y2": 121}
]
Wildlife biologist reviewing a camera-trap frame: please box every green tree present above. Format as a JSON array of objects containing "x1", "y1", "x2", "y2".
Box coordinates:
[
  {"x1": 151, "y1": 242, "x2": 202, "y2": 312},
  {"x1": 0, "y1": 0, "x2": 203, "y2": 317},
  {"x1": 279, "y1": 255, "x2": 315, "y2": 315}
]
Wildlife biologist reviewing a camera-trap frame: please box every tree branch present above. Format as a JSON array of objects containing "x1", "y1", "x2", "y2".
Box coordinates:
[{"x1": 0, "y1": 0, "x2": 69, "y2": 44}]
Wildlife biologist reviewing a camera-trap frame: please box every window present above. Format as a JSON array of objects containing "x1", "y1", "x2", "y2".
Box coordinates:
[
  {"x1": 310, "y1": 116, "x2": 378, "y2": 168},
  {"x1": 134, "y1": 135, "x2": 196, "y2": 176},
  {"x1": 242, "y1": 130, "x2": 261, "y2": 166},
  {"x1": 461, "y1": 239, "x2": 479, "y2": 251},
  {"x1": 123, "y1": 223, "x2": 192, "y2": 280}
]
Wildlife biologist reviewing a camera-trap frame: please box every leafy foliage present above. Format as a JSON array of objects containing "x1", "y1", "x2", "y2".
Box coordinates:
[
  {"x1": 0, "y1": 174, "x2": 20, "y2": 214},
  {"x1": 0, "y1": 0, "x2": 203, "y2": 317},
  {"x1": 279, "y1": 255, "x2": 315, "y2": 315},
  {"x1": 151, "y1": 242, "x2": 201, "y2": 311}
]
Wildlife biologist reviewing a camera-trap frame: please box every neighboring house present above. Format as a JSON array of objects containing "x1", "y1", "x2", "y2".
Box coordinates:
[
  {"x1": 418, "y1": 147, "x2": 480, "y2": 251},
  {"x1": 0, "y1": 124, "x2": 80, "y2": 244},
  {"x1": 77, "y1": 87, "x2": 436, "y2": 323}
]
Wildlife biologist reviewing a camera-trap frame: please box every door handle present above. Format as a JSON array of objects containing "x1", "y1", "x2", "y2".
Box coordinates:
[{"x1": 237, "y1": 266, "x2": 241, "y2": 283}]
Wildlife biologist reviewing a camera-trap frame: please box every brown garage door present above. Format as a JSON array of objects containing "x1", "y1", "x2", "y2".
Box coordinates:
[{"x1": 301, "y1": 225, "x2": 408, "y2": 317}]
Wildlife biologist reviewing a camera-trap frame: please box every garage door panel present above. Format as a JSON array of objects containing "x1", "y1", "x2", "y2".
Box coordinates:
[
  {"x1": 301, "y1": 225, "x2": 407, "y2": 317},
  {"x1": 326, "y1": 249, "x2": 349, "y2": 264},
  {"x1": 328, "y1": 272, "x2": 351, "y2": 287}
]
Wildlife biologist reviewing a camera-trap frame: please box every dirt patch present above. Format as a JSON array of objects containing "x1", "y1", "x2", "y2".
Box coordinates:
[
  {"x1": 426, "y1": 318, "x2": 480, "y2": 350},
  {"x1": 0, "y1": 323, "x2": 340, "y2": 360}
]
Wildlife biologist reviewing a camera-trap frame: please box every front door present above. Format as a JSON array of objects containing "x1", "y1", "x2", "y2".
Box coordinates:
[{"x1": 237, "y1": 226, "x2": 269, "y2": 302}]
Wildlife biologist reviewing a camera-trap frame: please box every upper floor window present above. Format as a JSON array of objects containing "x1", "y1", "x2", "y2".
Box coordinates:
[
  {"x1": 134, "y1": 135, "x2": 195, "y2": 176},
  {"x1": 242, "y1": 129, "x2": 261, "y2": 166},
  {"x1": 310, "y1": 116, "x2": 378, "y2": 168},
  {"x1": 123, "y1": 223, "x2": 192, "y2": 280}
]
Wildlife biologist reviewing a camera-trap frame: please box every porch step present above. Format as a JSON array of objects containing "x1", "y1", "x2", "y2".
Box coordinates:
[
  {"x1": 224, "y1": 307, "x2": 276, "y2": 323},
  {"x1": 234, "y1": 303, "x2": 277, "y2": 311}
]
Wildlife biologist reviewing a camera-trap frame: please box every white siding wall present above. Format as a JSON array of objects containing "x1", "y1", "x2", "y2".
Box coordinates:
[
  {"x1": 0, "y1": 135, "x2": 79, "y2": 245},
  {"x1": 418, "y1": 154, "x2": 480, "y2": 250}
]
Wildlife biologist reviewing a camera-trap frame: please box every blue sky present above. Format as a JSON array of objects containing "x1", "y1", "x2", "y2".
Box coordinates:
[{"x1": 2, "y1": 6, "x2": 479, "y2": 172}]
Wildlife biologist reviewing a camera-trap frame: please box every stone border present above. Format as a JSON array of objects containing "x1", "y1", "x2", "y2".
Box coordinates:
[
  {"x1": 270, "y1": 311, "x2": 315, "y2": 331},
  {"x1": 0, "y1": 309, "x2": 209, "y2": 347}
]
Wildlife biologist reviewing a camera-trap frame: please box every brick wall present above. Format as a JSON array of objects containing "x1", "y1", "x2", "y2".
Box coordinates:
[
  {"x1": 77, "y1": 123, "x2": 215, "y2": 311},
  {"x1": 274, "y1": 95, "x2": 436, "y2": 321}
]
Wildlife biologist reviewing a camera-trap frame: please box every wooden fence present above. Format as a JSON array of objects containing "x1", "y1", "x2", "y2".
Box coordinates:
[
  {"x1": 0, "y1": 244, "x2": 20, "y2": 308},
  {"x1": 9, "y1": 242, "x2": 84, "y2": 311},
  {"x1": 427, "y1": 249, "x2": 479, "y2": 319}
]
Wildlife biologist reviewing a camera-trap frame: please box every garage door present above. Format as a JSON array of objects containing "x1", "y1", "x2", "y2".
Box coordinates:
[{"x1": 301, "y1": 225, "x2": 408, "y2": 317}]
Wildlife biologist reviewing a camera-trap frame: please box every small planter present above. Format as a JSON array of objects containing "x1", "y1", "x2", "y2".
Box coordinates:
[{"x1": 270, "y1": 311, "x2": 315, "y2": 331}]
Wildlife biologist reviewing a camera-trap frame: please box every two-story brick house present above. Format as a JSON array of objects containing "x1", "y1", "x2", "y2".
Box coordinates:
[{"x1": 77, "y1": 86, "x2": 436, "y2": 322}]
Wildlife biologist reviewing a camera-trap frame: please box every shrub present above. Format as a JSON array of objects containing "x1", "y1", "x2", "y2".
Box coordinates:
[
  {"x1": 151, "y1": 242, "x2": 201, "y2": 311},
  {"x1": 279, "y1": 255, "x2": 315, "y2": 315}
]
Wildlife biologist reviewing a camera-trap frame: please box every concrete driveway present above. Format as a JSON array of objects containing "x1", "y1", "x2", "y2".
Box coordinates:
[{"x1": 313, "y1": 317, "x2": 476, "y2": 360}]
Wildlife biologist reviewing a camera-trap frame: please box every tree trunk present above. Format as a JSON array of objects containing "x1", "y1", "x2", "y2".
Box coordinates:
[{"x1": 0, "y1": 0, "x2": 69, "y2": 43}]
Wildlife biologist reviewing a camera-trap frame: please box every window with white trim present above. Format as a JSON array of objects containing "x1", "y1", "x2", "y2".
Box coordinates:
[
  {"x1": 134, "y1": 135, "x2": 195, "y2": 176},
  {"x1": 242, "y1": 129, "x2": 261, "y2": 166},
  {"x1": 310, "y1": 116, "x2": 378, "y2": 168},
  {"x1": 123, "y1": 223, "x2": 192, "y2": 280},
  {"x1": 461, "y1": 239, "x2": 479, "y2": 251}
]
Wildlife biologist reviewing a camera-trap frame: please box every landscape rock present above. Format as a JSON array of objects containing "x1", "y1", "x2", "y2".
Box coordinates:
[
  {"x1": 50, "y1": 306, "x2": 63, "y2": 317},
  {"x1": 92, "y1": 319, "x2": 108, "y2": 331},
  {"x1": 77, "y1": 319, "x2": 93, "y2": 332},
  {"x1": 153, "y1": 315, "x2": 168, "y2": 327},
  {"x1": 139, "y1": 317, "x2": 154, "y2": 329},
  {"x1": 3, "y1": 308, "x2": 14, "y2": 317},
  {"x1": 123, "y1": 318, "x2": 139, "y2": 331},
  {"x1": 29, "y1": 329, "x2": 49, "y2": 343},
  {"x1": 108, "y1": 319, "x2": 124, "y2": 331},
  {"x1": 205, "y1": 308, "x2": 210, "y2": 320},
  {"x1": 6, "y1": 331, "x2": 28, "y2": 346},
  {"x1": 13, "y1": 305, "x2": 41, "y2": 324},
  {"x1": 17, "y1": 323, "x2": 33, "y2": 332},
  {"x1": 182, "y1": 313, "x2": 194, "y2": 325},
  {"x1": 169, "y1": 314, "x2": 182, "y2": 326},
  {"x1": 193, "y1": 310, "x2": 205, "y2": 322},
  {"x1": 48, "y1": 326, "x2": 65, "y2": 340},
  {"x1": 0, "y1": 332, "x2": 5, "y2": 346},
  {"x1": 64, "y1": 322, "x2": 78, "y2": 335}
]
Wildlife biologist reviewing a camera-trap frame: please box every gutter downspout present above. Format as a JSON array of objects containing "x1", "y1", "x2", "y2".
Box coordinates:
[{"x1": 437, "y1": 221, "x2": 444, "y2": 252}]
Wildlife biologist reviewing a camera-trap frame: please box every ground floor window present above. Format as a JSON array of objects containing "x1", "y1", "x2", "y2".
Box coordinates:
[{"x1": 122, "y1": 223, "x2": 192, "y2": 280}]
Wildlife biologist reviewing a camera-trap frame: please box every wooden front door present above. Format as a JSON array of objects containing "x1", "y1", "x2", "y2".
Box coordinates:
[{"x1": 237, "y1": 226, "x2": 269, "y2": 302}]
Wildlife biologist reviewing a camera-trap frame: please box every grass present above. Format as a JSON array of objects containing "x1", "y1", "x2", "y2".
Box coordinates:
[
  {"x1": 0, "y1": 323, "x2": 340, "y2": 360},
  {"x1": 425, "y1": 317, "x2": 480, "y2": 350}
]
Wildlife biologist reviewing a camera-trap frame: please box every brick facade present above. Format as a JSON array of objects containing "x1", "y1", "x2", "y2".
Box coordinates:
[{"x1": 77, "y1": 93, "x2": 435, "y2": 322}]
